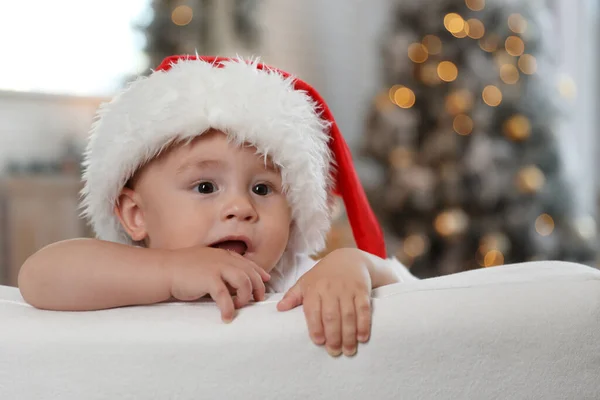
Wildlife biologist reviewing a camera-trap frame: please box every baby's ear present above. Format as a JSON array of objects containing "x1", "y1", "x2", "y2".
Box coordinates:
[{"x1": 114, "y1": 187, "x2": 147, "y2": 242}]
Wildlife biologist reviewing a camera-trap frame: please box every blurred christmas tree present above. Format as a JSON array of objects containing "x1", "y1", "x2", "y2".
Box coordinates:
[
  {"x1": 363, "y1": 0, "x2": 597, "y2": 278},
  {"x1": 139, "y1": 0, "x2": 259, "y2": 72}
]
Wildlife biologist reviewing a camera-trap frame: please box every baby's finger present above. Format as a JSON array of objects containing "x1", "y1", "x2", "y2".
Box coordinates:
[
  {"x1": 355, "y1": 294, "x2": 372, "y2": 343},
  {"x1": 321, "y1": 295, "x2": 342, "y2": 357},
  {"x1": 209, "y1": 281, "x2": 236, "y2": 323},
  {"x1": 340, "y1": 295, "x2": 358, "y2": 356},
  {"x1": 245, "y1": 267, "x2": 267, "y2": 302},
  {"x1": 252, "y1": 264, "x2": 271, "y2": 283},
  {"x1": 225, "y1": 283, "x2": 237, "y2": 296},
  {"x1": 228, "y1": 257, "x2": 269, "y2": 300},
  {"x1": 302, "y1": 291, "x2": 325, "y2": 345},
  {"x1": 277, "y1": 284, "x2": 304, "y2": 311},
  {"x1": 229, "y1": 252, "x2": 271, "y2": 282},
  {"x1": 220, "y1": 268, "x2": 253, "y2": 308}
]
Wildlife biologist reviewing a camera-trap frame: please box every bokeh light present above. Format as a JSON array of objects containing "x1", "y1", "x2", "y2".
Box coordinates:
[
  {"x1": 408, "y1": 43, "x2": 429, "y2": 63},
  {"x1": 518, "y1": 54, "x2": 537, "y2": 74},
  {"x1": 535, "y1": 214, "x2": 555, "y2": 236},
  {"x1": 437, "y1": 61, "x2": 458, "y2": 82},
  {"x1": 482, "y1": 85, "x2": 502, "y2": 106},
  {"x1": 172, "y1": 5, "x2": 193, "y2": 26},
  {"x1": 453, "y1": 114, "x2": 474, "y2": 135}
]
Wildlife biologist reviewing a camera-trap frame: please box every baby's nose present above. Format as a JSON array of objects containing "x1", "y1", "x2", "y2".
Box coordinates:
[{"x1": 221, "y1": 195, "x2": 258, "y2": 222}]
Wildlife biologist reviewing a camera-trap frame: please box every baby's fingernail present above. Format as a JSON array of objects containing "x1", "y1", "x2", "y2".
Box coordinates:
[
  {"x1": 312, "y1": 335, "x2": 325, "y2": 345},
  {"x1": 343, "y1": 347, "x2": 357, "y2": 357},
  {"x1": 326, "y1": 347, "x2": 342, "y2": 357},
  {"x1": 222, "y1": 313, "x2": 235, "y2": 323},
  {"x1": 358, "y1": 334, "x2": 369, "y2": 342}
]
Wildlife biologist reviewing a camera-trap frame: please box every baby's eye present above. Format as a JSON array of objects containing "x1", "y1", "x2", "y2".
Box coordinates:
[
  {"x1": 196, "y1": 181, "x2": 217, "y2": 194},
  {"x1": 252, "y1": 183, "x2": 272, "y2": 196}
]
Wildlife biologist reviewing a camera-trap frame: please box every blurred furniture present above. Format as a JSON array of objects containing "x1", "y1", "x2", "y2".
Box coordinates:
[
  {"x1": 1, "y1": 261, "x2": 599, "y2": 399},
  {"x1": 0, "y1": 175, "x2": 91, "y2": 287}
]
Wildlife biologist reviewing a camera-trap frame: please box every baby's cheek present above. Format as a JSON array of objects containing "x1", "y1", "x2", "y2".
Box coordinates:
[
  {"x1": 270, "y1": 220, "x2": 290, "y2": 247},
  {"x1": 155, "y1": 216, "x2": 209, "y2": 249},
  {"x1": 266, "y1": 219, "x2": 291, "y2": 254}
]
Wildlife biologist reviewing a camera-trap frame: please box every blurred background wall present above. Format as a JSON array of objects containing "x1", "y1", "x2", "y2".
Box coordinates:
[{"x1": 0, "y1": 0, "x2": 598, "y2": 285}]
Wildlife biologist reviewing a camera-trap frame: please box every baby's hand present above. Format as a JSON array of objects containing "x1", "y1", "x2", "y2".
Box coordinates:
[
  {"x1": 277, "y1": 249, "x2": 372, "y2": 357},
  {"x1": 164, "y1": 247, "x2": 270, "y2": 322}
]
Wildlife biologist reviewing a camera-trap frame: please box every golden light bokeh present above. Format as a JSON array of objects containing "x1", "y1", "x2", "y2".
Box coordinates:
[
  {"x1": 452, "y1": 22, "x2": 470, "y2": 39},
  {"x1": 535, "y1": 214, "x2": 555, "y2": 236},
  {"x1": 484, "y1": 250, "x2": 505, "y2": 267},
  {"x1": 393, "y1": 86, "x2": 416, "y2": 108},
  {"x1": 408, "y1": 43, "x2": 429, "y2": 63},
  {"x1": 504, "y1": 114, "x2": 531, "y2": 141},
  {"x1": 445, "y1": 89, "x2": 474, "y2": 115},
  {"x1": 422, "y1": 35, "x2": 442, "y2": 55},
  {"x1": 404, "y1": 234, "x2": 428, "y2": 258},
  {"x1": 434, "y1": 209, "x2": 469, "y2": 237},
  {"x1": 516, "y1": 165, "x2": 546, "y2": 193},
  {"x1": 453, "y1": 114, "x2": 474, "y2": 135},
  {"x1": 500, "y1": 64, "x2": 520, "y2": 84},
  {"x1": 421, "y1": 63, "x2": 442, "y2": 85},
  {"x1": 437, "y1": 61, "x2": 458, "y2": 82},
  {"x1": 508, "y1": 13, "x2": 528, "y2": 34},
  {"x1": 467, "y1": 18, "x2": 485, "y2": 39},
  {"x1": 465, "y1": 0, "x2": 485, "y2": 11},
  {"x1": 444, "y1": 13, "x2": 465, "y2": 34},
  {"x1": 479, "y1": 232, "x2": 510, "y2": 254},
  {"x1": 388, "y1": 146, "x2": 414, "y2": 169},
  {"x1": 388, "y1": 84, "x2": 403, "y2": 102},
  {"x1": 482, "y1": 85, "x2": 502, "y2": 106},
  {"x1": 558, "y1": 75, "x2": 577, "y2": 99},
  {"x1": 505, "y1": 36, "x2": 525, "y2": 56},
  {"x1": 479, "y1": 35, "x2": 499, "y2": 52},
  {"x1": 172, "y1": 5, "x2": 193, "y2": 26},
  {"x1": 518, "y1": 54, "x2": 537, "y2": 75}
]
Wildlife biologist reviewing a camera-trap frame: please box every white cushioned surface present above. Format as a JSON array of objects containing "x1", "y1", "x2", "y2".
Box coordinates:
[{"x1": 1, "y1": 261, "x2": 599, "y2": 399}]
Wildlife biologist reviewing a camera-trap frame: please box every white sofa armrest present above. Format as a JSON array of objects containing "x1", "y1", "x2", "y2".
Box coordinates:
[{"x1": 1, "y1": 261, "x2": 599, "y2": 399}]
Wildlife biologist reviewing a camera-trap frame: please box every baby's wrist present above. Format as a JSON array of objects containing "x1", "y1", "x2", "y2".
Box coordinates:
[{"x1": 148, "y1": 247, "x2": 177, "y2": 301}]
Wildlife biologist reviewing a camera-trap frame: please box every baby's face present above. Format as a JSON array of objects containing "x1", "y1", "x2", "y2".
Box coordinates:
[{"x1": 126, "y1": 130, "x2": 292, "y2": 272}]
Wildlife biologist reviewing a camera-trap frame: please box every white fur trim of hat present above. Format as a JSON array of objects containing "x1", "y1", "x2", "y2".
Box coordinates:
[{"x1": 81, "y1": 57, "x2": 333, "y2": 256}]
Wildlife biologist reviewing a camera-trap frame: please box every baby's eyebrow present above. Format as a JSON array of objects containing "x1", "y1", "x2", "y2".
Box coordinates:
[
  {"x1": 258, "y1": 155, "x2": 280, "y2": 173},
  {"x1": 175, "y1": 159, "x2": 223, "y2": 174},
  {"x1": 262, "y1": 161, "x2": 279, "y2": 174}
]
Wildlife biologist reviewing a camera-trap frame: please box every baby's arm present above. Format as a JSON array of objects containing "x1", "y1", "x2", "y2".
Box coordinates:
[
  {"x1": 360, "y1": 251, "x2": 419, "y2": 288},
  {"x1": 18, "y1": 239, "x2": 173, "y2": 311},
  {"x1": 18, "y1": 239, "x2": 270, "y2": 318}
]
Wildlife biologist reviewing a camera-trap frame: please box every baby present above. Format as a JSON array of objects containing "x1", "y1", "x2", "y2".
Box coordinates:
[{"x1": 18, "y1": 56, "x2": 415, "y2": 357}]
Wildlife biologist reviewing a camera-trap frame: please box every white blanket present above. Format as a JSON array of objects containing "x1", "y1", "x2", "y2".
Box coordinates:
[{"x1": 1, "y1": 261, "x2": 599, "y2": 399}]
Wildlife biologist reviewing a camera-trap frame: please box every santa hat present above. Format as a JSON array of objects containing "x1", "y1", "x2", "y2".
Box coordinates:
[{"x1": 81, "y1": 55, "x2": 386, "y2": 259}]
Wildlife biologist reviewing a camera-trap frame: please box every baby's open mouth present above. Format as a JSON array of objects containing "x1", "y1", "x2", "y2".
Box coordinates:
[{"x1": 210, "y1": 240, "x2": 248, "y2": 256}]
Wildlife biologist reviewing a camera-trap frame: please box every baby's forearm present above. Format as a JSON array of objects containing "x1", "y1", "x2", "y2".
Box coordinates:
[{"x1": 18, "y1": 239, "x2": 172, "y2": 311}]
